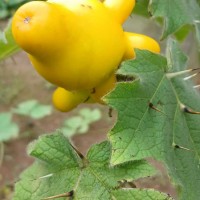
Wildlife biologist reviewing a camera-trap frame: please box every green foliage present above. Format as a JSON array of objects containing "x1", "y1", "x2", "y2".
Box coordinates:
[
  {"x1": 0, "y1": 112, "x2": 19, "y2": 142},
  {"x1": 14, "y1": 132, "x2": 173, "y2": 200},
  {"x1": 0, "y1": 0, "x2": 29, "y2": 19},
  {"x1": 133, "y1": 0, "x2": 200, "y2": 43},
  {"x1": 112, "y1": 189, "x2": 172, "y2": 200},
  {"x1": 149, "y1": 0, "x2": 200, "y2": 41},
  {"x1": 62, "y1": 108, "x2": 102, "y2": 137},
  {"x1": 0, "y1": 20, "x2": 20, "y2": 61},
  {"x1": 13, "y1": 100, "x2": 52, "y2": 119},
  {"x1": 0, "y1": 100, "x2": 52, "y2": 142},
  {"x1": 105, "y1": 39, "x2": 200, "y2": 200},
  {"x1": 133, "y1": 0, "x2": 150, "y2": 17}
]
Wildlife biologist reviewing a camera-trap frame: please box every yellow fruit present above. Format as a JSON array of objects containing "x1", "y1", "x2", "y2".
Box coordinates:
[
  {"x1": 12, "y1": 0, "x2": 161, "y2": 112},
  {"x1": 52, "y1": 87, "x2": 89, "y2": 112},
  {"x1": 12, "y1": 0, "x2": 126, "y2": 91},
  {"x1": 91, "y1": 74, "x2": 116, "y2": 104},
  {"x1": 124, "y1": 32, "x2": 161, "y2": 59},
  {"x1": 103, "y1": 0, "x2": 135, "y2": 24}
]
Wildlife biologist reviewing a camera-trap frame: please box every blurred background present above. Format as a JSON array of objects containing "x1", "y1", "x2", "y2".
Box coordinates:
[{"x1": 0, "y1": 0, "x2": 200, "y2": 199}]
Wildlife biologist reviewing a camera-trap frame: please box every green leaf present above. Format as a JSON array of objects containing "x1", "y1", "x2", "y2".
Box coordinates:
[
  {"x1": 13, "y1": 100, "x2": 52, "y2": 119},
  {"x1": 14, "y1": 132, "x2": 158, "y2": 200},
  {"x1": 0, "y1": 20, "x2": 20, "y2": 61},
  {"x1": 0, "y1": 1, "x2": 9, "y2": 19},
  {"x1": 62, "y1": 108, "x2": 102, "y2": 138},
  {"x1": 133, "y1": 0, "x2": 150, "y2": 17},
  {"x1": 149, "y1": 0, "x2": 200, "y2": 41},
  {"x1": 0, "y1": 112, "x2": 19, "y2": 142},
  {"x1": 79, "y1": 108, "x2": 102, "y2": 123},
  {"x1": 173, "y1": 25, "x2": 192, "y2": 42},
  {"x1": 62, "y1": 116, "x2": 85, "y2": 137},
  {"x1": 7, "y1": 0, "x2": 28, "y2": 7},
  {"x1": 106, "y1": 40, "x2": 200, "y2": 199},
  {"x1": 112, "y1": 189, "x2": 172, "y2": 200},
  {"x1": 0, "y1": 0, "x2": 30, "y2": 19}
]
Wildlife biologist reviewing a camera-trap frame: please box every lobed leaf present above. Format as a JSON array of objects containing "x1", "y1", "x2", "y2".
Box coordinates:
[
  {"x1": 14, "y1": 132, "x2": 161, "y2": 200},
  {"x1": 149, "y1": 0, "x2": 200, "y2": 41},
  {"x1": 106, "y1": 39, "x2": 200, "y2": 199},
  {"x1": 133, "y1": 0, "x2": 200, "y2": 43}
]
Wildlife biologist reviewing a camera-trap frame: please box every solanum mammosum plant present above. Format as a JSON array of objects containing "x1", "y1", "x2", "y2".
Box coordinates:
[
  {"x1": 12, "y1": 0, "x2": 160, "y2": 111},
  {"x1": 6, "y1": 0, "x2": 200, "y2": 199}
]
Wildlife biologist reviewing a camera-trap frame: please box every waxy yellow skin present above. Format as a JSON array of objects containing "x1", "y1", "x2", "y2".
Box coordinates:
[
  {"x1": 52, "y1": 88, "x2": 89, "y2": 112},
  {"x1": 12, "y1": 0, "x2": 160, "y2": 112},
  {"x1": 91, "y1": 73, "x2": 117, "y2": 104},
  {"x1": 12, "y1": 0, "x2": 126, "y2": 91}
]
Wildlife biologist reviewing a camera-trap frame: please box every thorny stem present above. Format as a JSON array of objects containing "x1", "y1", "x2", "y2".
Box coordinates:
[{"x1": 42, "y1": 191, "x2": 74, "y2": 200}]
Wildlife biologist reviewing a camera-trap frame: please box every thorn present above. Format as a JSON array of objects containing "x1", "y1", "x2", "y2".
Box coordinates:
[
  {"x1": 39, "y1": 174, "x2": 53, "y2": 179},
  {"x1": 109, "y1": 107, "x2": 113, "y2": 117},
  {"x1": 194, "y1": 20, "x2": 200, "y2": 24},
  {"x1": 42, "y1": 191, "x2": 74, "y2": 200},
  {"x1": 180, "y1": 103, "x2": 200, "y2": 114},
  {"x1": 193, "y1": 85, "x2": 200, "y2": 89},
  {"x1": 118, "y1": 180, "x2": 137, "y2": 189},
  {"x1": 166, "y1": 68, "x2": 200, "y2": 79},
  {"x1": 127, "y1": 182, "x2": 137, "y2": 188},
  {"x1": 70, "y1": 143, "x2": 85, "y2": 159},
  {"x1": 148, "y1": 102, "x2": 166, "y2": 115},
  {"x1": 173, "y1": 144, "x2": 192, "y2": 151},
  {"x1": 183, "y1": 72, "x2": 200, "y2": 81}
]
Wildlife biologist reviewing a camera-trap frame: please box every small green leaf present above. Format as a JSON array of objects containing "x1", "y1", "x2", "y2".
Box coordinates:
[
  {"x1": 29, "y1": 104, "x2": 52, "y2": 119},
  {"x1": 64, "y1": 116, "x2": 83, "y2": 129},
  {"x1": 13, "y1": 100, "x2": 52, "y2": 119},
  {"x1": 0, "y1": 20, "x2": 20, "y2": 61},
  {"x1": 79, "y1": 108, "x2": 102, "y2": 123},
  {"x1": 62, "y1": 108, "x2": 102, "y2": 138},
  {"x1": 62, "y1": 116, "x2": 84, "y2": 137},
  {"x1": 14, "y1": 132, "x2": 157, "y2": 200},
  {"x1": 13, "y1": 100, "x2": 38, "y2": 114},
  {"x1": 0, "y1": 112, "x2": 19, "y2": 142},
  {"x1": 77, "y1": 124, "x2": 89, "y2": 134}
]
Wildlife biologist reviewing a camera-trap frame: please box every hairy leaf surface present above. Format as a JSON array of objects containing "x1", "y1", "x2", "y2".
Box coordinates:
[
  {"x1": 106, "y1": 39, "x2": 200, "y2": 200},
  {"x1": 14, "y1": 132, "x2": 169, "y2": 200}
]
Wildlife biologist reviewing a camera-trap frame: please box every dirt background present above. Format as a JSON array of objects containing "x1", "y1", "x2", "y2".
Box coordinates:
[{"x1": 0, "y1": 15, "x2": 200, "y2": 200}]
